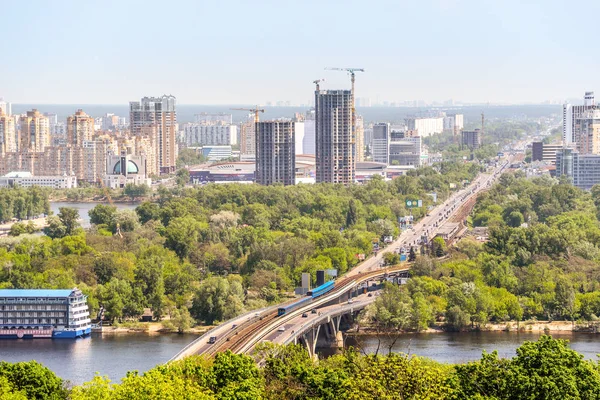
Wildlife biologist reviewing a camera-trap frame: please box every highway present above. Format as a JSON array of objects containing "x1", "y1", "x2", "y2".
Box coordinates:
[{"x1": 169, "y1": 153, "x2": 516, "y2": 361}]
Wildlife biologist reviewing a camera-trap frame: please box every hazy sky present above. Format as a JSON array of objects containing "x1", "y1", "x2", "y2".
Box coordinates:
[{"x1": 1, "y1": 0, "x2": 598, "y2": 104}]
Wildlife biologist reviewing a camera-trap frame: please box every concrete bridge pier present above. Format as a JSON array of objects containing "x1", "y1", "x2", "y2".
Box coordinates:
[{"x1": 299, "y1": 324, "x2": 321, "y2": 359}]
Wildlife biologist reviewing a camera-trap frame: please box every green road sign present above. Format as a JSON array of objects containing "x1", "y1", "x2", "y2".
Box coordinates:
[{"x1": 405, "y1": 199, "x2": 422, "y2": 208}]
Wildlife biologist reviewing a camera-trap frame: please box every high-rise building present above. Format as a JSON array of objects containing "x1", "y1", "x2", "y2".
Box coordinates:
[
  {"x1": 389, "y1": 134, "x2": 421, "y2": 166},
  {"x1": 255, "y1": 120, "x2": 295, "y2": 185},
  {"x1": 315, "y1": 90, "x2": 354, "y2": 184},
  {"x1": 0, "y1": 98, "x2": 11, "y2": 116},
  {"x1": 563, "y1": 91, "x2": 597, "y2": 145},
  {"x1": 443, "y1": 114, "x2": 464, "y2": 134},
  {"x1": 532, "y1": 141, "x2": 563, "y2": 164},
  {"x1": 355, "y1": 116, "x2": 365, "y2": 162},
  {"x1": 239, "y1": 115, "x2": 256, "y2": 156},
  {"x1": 462, "y1": 129, "x2": 482, "y2": 149},
  {"x1": 129, "y1": 95, "x2": 177, "y2": 173},
  {"x1": 19, "y1": 110, "x2": 50, "y2": 152},
  {"x1": 194, "y1": 113, "x2": 232, "y2": 125},
  {"x1": 556, "y1": 147, "x2": 600, "y2": 190},
  {"x1": 67, "y1": 109, "x2": 94, "y2": 146},
  {"x1": 405, "y1": 116, "x2": 444, "y2": 137},
  {"x1": 372, "y1": 123, "x2": 390, "y2": 164},
  {"x1": 183, "y1": 123, "x2": 238, "y2": 146},
  {"x1": 576, "y1": 109, "x2": 600, "y2": 155},
  {"x1": 0, "y1": 108, "x2": 16, "y2": 153}
]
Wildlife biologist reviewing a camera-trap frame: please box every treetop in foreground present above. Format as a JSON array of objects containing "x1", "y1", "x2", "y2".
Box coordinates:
[{"x1": 4, "y1": 336, "x2": 600, "y2": 399}]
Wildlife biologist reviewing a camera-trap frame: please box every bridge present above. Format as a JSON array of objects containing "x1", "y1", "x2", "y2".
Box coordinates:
[{"x1": 170, "y1": 157, "x2": 515, "y2": 362}]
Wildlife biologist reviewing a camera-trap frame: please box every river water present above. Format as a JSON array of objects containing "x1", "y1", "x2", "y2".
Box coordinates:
[
  {"x1": 344, "y1": 331, "x2": 600, "y2": 363},
  {"x1": 49, "y1": 202, "x2": 140, "y2": 228},
  {"x1": 1, "y1": 332, "x2": 598, "y2": 385},
  {"x1": 0, "y1": 333, "x2": 197, "y2": 385}
]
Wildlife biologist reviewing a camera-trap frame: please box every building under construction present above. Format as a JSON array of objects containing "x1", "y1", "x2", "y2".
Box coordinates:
[
  {"x1": 315, "y1": 89, "x2": 354, "y2": 184},
  {"x1": 255, "y1": 120, "x2": 295, "y2": 186}
]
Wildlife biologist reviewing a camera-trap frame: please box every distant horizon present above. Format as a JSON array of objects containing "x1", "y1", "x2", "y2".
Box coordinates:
[{"x1": 1, "y1": 1, "x2": 599, "y2": 104}]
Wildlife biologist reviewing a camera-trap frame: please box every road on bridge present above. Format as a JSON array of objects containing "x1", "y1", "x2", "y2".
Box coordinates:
[{"x1": 170, "y1": 152, "x2": 519, "y2": 361}]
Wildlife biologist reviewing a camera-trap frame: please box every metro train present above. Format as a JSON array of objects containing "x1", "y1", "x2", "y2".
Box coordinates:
[{"x1": 277, "y1": 280, "x2": 336, "y2": 316}]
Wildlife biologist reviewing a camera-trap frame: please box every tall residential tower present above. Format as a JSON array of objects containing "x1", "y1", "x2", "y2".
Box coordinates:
[
  {"x1": 255, "y1": 120, "x2": 296, "y2": 185},
  {"x1": 130, "y1": 95, "x2": 177, "y2": 173},
  {"x1": 315, "y1": 90, "x2": 354, "y2": 183}
]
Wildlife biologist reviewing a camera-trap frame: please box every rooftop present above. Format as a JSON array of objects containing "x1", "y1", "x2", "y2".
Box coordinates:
[
  {"x1": 0, "y1": 289, "x2": 75, "y2": 298},
  {"x1": 3, "y1": 171, "x2": 33, "y2": 178}
]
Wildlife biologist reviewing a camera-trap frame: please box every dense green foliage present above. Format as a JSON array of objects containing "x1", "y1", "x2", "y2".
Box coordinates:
[
  {"x1": 369, "y1": 172, "x2": 600, "y2": 331},
  {"x1": 0, "y1": 162, "x2": 478, "y2": 325},
  {"x1": 0, "y1": 187, "x2": 50, "y2": 223},
  {"x1": 177, "y1": 148, "x2": 207, "y2": 168},
  {"x1": 4, "y1": 337, "x2": 600, "y2": 399}
]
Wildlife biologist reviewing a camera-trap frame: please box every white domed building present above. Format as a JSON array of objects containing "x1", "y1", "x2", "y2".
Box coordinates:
[{"x1": 104, "y1": 152, "x2": 152, "y2": 189}]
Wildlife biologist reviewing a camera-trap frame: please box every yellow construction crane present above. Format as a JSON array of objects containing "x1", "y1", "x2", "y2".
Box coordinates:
[
  {"x1": 325, "y1": 67, "x2": 365, "y2": 147},
  {"x1": 230, "y1": 106, "x2": 265, "y2": 123}
]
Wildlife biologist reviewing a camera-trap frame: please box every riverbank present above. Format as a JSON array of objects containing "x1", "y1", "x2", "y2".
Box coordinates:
[
  {"x1": 98, "y1": 322, "x2": 210, "y2": 335},
  {"x1": 348, "y1": 320, "x2": 600, "y2": 335},
  {"x1": 0, "y1": 216, "x2": 47, "y2": 236}
]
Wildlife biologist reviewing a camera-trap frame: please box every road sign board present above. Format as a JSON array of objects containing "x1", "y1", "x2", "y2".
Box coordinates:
[{"x1": 405, "y1": 199, "x2": 422, "y2": 208}]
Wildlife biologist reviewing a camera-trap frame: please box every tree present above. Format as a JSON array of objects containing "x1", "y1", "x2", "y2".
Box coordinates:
[
  {"x1": 43, "y1": 216, "x2": 67, "y2": 239},
  {"x1": 0, "y1": 360, "x2": 66, "y2": 400},
  {"x1": 176, "y1": 148, "x2": 206, "y2": 168},
  {"x1": 8, "y1": 222, "x2": 26, "y2": 237},
  {"x1": 454, "y1": 336, "x2": 600, "y2": 399},
  {"x1": 191, "y1": 276, "x2": 245, "y2": 324},
  {"x1": 59, "y1": 207, "x2": 81, "y2": 236},
  {"x1": 408, "y1": 246, "x2": 417, "y2": 262},
  {"x1": 163, "y1": 217, "x2": 206, "y2": 260},
  {"x1": 346, "y1": 199, "x2": 359, "y2": 227},
  {"x1": 170, "y1": 306, "x2": 194, "y2": 333},
  {"x1": 175, "y1": 168, "x2": 190, "y2": 187},
  {"x1": 432, "y1": 237, "x2": 447, "y2": 257},
  {"x1": 507, "y1": 210, "x2": 524, "y2": 227},
  {"x1": 88, "y1": 204, "x2": 117, "y2": 226},
  {"x1": 382, "y1": 252, "x2": 400, "y2": 266},
  {"x1": 123, "y1": 183, "x2": 150, "y2": 201},
  {"x1": 110, "y1": 210, "x2": 140, "y2": 233},
  {"x1": 135, "y1": 202, "x2": 160, "y2": 225}
]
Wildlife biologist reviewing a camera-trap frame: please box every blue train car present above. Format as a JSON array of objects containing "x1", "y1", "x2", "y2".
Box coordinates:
[
  {"x1": 306, "y1": 280, "x2": 335, "y2": 298},
  {"x1": 278, "y1": 296, "x2": 312, "y2": 317}
]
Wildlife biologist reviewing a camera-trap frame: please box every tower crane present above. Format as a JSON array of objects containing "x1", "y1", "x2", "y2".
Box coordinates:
[
  {"x1": 324, "y1": 67, "x2": 365, "y2": 152},
  {"x1": 230, "y1": 106, "x2": 265, "y2": 123},
  {"x1": 313, "y1": 79, "x2": 325, "y2": 91},
  {"x1": 324, "y1": 67, "x2": 364, "y2": 96}
]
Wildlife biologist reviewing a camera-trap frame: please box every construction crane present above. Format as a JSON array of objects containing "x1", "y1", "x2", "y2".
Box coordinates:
[
  {"x1": 313, "y1": 79, "x2": 325, "y2": 91},
  {"x1": 325, "y1": 67, "x2": 365, "y2": 150},
  {"x1": 230, "y1": 106, "x2": 265, "y2": 123},
  {"x1": 324, "y1": 67, "x2": 365, "y2": 94}
]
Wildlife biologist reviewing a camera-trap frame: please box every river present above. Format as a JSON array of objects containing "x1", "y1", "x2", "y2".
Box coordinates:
[
  {"x1": 0, "y1": 333, "x2": 197, "y2": 385},
  {"x1": 343, "y1": 331, "x2": 600, "y2": 363},
  {"x1": 50, "y1": 202, "x2": 140, "y2": 228},
  {"x1": 1, "y1": 332, "x2": 598, "y2": 385}
]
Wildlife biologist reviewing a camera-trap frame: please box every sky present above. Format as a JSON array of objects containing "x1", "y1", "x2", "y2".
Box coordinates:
[{"x1": 1, "y1": 0, "x2": 599, "y2": 105}]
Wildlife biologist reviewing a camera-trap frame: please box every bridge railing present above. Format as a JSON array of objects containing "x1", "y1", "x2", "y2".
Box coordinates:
[
  {"x1": 167, "y1": 305, "x2": 272, "y2": 362},
  {"x1": 281, "y1": 300, "x2": 375, "y2": 345}
]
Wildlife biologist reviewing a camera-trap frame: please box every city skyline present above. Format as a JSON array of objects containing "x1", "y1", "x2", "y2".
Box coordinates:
[{"x1": 1, "y1": 0, "x2": 599, "y2": 105}]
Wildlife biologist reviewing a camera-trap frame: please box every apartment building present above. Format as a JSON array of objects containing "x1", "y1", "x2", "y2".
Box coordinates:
[
  {"x1": 255, "y1": 120, "x2": 295, "y2": 185},
  {"x1": 315, "y1": 90, "x2": 354, "y2": 184}
]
